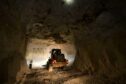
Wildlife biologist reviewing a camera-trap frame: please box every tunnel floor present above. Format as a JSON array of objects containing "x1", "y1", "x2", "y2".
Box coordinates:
[{"x1": 15, "y1": 68, "x2": 90, "y2": 84}]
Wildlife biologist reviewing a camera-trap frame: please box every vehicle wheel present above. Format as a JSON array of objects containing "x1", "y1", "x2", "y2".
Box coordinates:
[
  {"x1": 61, "y1": 66, "x2": 65, "y2": 70},
  {"x1": 48, "y1": 64, "x2": 53, "y2": 72}
]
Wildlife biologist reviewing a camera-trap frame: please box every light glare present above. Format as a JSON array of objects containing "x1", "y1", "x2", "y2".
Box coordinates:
[{"x1": 64, "y1": 0, "x2": 74, "y2": 5}]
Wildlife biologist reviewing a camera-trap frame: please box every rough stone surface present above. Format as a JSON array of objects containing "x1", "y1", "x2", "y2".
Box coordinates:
[
  {"x1": 0, "y1": 0, "x2": 126, "y2": 83},
  {"x1": 0, "y1": 0, "x2": 27, "y2": 83},
  {"x1": 15, "y1": 68, "x2": 90, "y2": 84},
  {"x1": 73, "y1": 0, "x2": 126, "y2": 76}
]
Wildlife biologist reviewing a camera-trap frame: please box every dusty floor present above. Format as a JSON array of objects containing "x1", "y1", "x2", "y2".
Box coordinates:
[{"x1": 15, "y1": 68, "x2": 90, "y2": 84}]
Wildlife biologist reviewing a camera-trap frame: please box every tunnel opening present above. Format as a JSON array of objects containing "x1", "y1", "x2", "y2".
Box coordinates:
[{"x1": 25, "y1": 38, "x2": 76, "y2": 69}]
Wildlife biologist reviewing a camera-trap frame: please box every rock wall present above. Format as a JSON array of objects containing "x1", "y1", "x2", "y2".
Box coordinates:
[
  {"x1": 0, "y1": 0, "x2": 27, "y2": 83},
  {"x1": 73, "y1": 0, "x2": 126, "y2": 79}
]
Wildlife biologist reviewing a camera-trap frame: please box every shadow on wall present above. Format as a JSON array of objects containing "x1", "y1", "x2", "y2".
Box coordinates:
[{"x1": 0, "y1": 51, "x2": 27, "y2": 84}]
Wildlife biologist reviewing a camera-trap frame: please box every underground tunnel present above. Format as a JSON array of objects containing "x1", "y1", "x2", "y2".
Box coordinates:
[
  {"x1": 25, "y1": 38, "x2": 76, "y2": 68},
  {"x1": 0, "y1": 0, "x2": 126, "y2": 84}
]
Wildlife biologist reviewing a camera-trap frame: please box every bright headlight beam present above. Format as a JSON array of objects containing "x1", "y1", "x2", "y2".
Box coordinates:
[{"x1": 63, "y1": 0, "x2": 74, "y2": 5}]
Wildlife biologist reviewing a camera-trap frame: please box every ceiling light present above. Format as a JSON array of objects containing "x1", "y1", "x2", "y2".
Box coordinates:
[{"x1": 63, "y1": 0, "x2": 74, "y2": 5}]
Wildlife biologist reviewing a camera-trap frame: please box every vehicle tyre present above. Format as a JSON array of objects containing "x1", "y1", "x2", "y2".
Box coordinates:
[
  {"x1": 60, "y1": 66, "x2": 65, "y2": 70},
  {"x1": 48, "y1": 64, "x2": 53, "y2": 72}
]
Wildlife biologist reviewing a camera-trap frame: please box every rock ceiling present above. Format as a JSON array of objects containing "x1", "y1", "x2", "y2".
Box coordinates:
[
  {"x1": 19, "y1": 0, "x2": 126, "y2": 45},
  {"x1": 24, "y1": 0, "x2": 108, "y2": 44}
]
